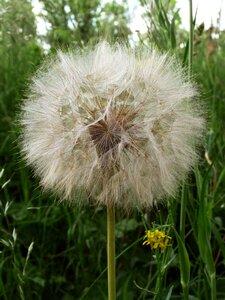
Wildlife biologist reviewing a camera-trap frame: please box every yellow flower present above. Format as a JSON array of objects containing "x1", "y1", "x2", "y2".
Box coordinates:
[{"x1": 143, "y1": 229, "x2": 172, "y2": 250}]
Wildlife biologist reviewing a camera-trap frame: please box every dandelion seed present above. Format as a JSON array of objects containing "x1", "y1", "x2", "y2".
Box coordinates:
[
  {"x1": 20, "y1": 42, "x2": 204, "y2": 209},
  {"x1": 143, "y1": 229, "x2": 172, "y2": 250}
]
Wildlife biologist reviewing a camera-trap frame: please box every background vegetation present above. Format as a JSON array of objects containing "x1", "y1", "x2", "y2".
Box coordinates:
[{"x1": 0, "y1": 0, "x2": 225, "y2": 299}]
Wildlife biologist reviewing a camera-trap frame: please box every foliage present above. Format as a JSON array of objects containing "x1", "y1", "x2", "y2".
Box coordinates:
[
  {"x1": 1, "y1": 0, "x2": 225, "y2": 299},
  {"x1": 0, "y1": 0, "x2": 43, "y2": 199},
  {"x1": 39, "y1": 0, "x2": 131, "y2": 49},
  {"x1": 138, "y1": 0, "x2": 184, "y2": 51}
]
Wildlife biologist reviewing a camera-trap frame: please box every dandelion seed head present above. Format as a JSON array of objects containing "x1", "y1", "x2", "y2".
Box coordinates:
[{"x1": 20, "y1": 42, "x2": 205, "y2": 209}]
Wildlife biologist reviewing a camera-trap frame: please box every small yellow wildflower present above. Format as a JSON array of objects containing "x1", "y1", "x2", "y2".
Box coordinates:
[{"x1": 143, "y1": 229, "x2": 172, "y2": 250}]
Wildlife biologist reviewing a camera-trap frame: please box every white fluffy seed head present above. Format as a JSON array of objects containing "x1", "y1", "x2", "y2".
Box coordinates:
[{"x1": 20, "y1": 42, "x2": 205, "y2": 209}]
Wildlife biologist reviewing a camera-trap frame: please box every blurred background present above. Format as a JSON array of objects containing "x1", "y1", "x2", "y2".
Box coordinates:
[{"x1": 0, "y1": 0, "x2": 225, "y2": 299}]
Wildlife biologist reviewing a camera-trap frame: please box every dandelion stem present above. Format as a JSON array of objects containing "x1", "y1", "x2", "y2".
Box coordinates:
[{"x1": 107, "y1": 205, "x2": 116, "y2": 300}]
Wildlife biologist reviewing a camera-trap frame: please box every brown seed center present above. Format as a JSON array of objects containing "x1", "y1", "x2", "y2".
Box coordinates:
[{"x1": 89, "y1": 117, "x2": 122, "y2": 157}]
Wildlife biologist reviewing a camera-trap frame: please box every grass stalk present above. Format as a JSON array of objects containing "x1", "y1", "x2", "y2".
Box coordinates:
[
  {"x1": 211, "y1": 273, "x2": 216, "y2": 300},
  {"x1": 107, "y1": 206, "x2": 116, "y2": 300},
  {"x1": 153, "y1": 260, "x2": 163, "y2": 300},
  {"x1": 179, "y1": 183, "x2": 186, "y2": 241},
  {"x1": 177, "y1": 2, "x2": 194, "y2": 299},
  {"x1": 188, "y1": 0, "x2": 193, "y2": 78}
]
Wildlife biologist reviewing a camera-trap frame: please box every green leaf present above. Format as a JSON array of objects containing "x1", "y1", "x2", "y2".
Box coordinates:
[
  {"x1": 165, "y1": 285, "x2": 174, "y2": 300},
  {"x1": 173, "y1": 228, "x2": 190, "y2": 290}
]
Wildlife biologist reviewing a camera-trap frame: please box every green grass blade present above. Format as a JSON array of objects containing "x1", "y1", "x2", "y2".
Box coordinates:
[{"x1": 173, "y1": 228, "x2": 190, "y2": 299}]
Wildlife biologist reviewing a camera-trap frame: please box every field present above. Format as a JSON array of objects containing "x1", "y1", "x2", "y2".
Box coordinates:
[{"x1": 0, "y1": 0, "x2": 225, "y2": 299}]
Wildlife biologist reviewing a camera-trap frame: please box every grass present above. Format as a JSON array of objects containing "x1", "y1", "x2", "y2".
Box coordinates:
[{"x1": 1, "y1": 0, "x2": 225, "y2": 299}]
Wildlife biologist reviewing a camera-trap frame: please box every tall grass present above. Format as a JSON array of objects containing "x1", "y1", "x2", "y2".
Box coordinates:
[{"x1": 1, "y1": 0, "x2": 225, "y2": 299}]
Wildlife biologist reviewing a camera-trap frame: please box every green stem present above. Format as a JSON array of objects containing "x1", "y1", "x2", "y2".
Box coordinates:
[
  {"x1": 183, "y1": 285, "x2": 189, "y2": 300},
  {"x1": 107, "y1": 206, "x2": 116, "y2": 300},
  {"x1": 80, "y1": 237, "x2": 143, "y2": 300},
  {"x1": 153, "y1": 261, "x2": 163, "y2": 300},
  {"x1": 178, "y1": 2, "x2": 194, "y2": 299},
  {"x1": 180, "y1": 183, "x2": 186, "y2": 241},
  {"x1": 188, "y1": 0, "x2": 193, "y2": 78},
  {"x1": 211, "y1": 273, "x2": 216, "y2": 300}
]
